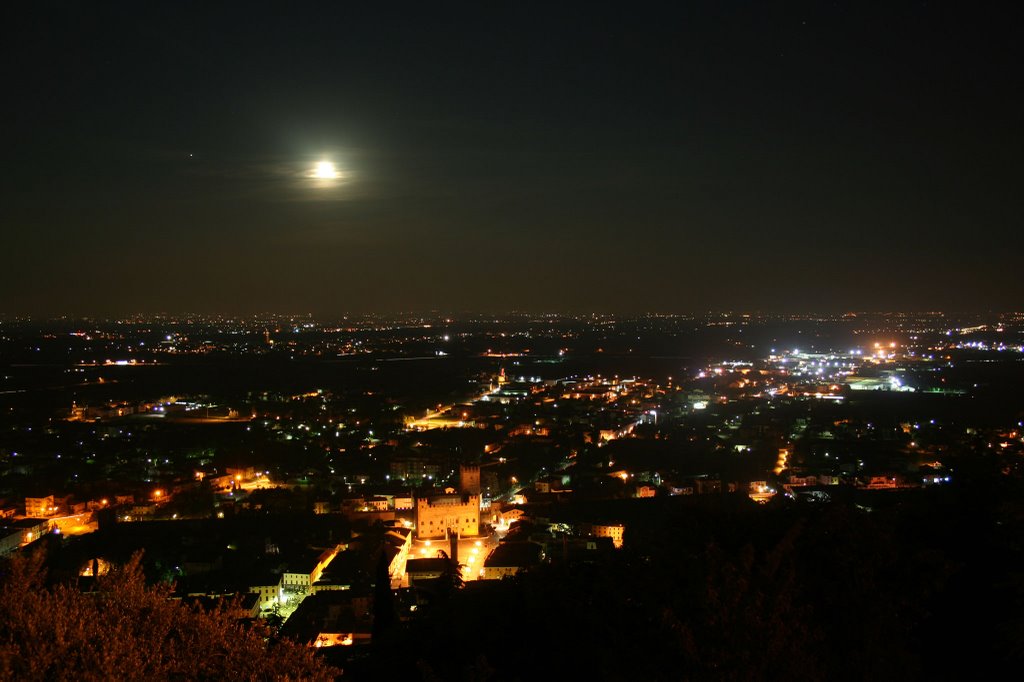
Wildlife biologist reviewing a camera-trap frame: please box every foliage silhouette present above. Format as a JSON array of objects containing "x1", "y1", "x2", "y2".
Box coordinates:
[{"x1": 0, "y1": 550, "x2": 339, "y2": 681}]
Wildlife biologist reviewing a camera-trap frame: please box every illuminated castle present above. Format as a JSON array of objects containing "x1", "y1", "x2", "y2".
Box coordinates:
[{"x1": 413, "y1": 464, "x2": 480, "y2": 540}]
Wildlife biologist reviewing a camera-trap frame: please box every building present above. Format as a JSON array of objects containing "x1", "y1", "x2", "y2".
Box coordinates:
[
  {"x1": 414, "y1": 489, "x2": 480, "y2": 540},
  {"x1": 493, "y1": 507, "x2": 526, "y2": 529},
  {"x1": 384, "y1": 525, "x2": 412, "y2": 562},
  {"x1": 589, "y1": 523, "x2": 625, "y2": 549},
  {"x1": 390, "y1": 457, "x2": 440, "y2": 481},
  {"x1": 787, "y1": 474, "x2": 818, "y2": 487},
  {"x1": 0, "y1": 518, "x2": 52, "y2": 556},
  {"x1": 405, "y1": 557, "x2": 450, "y2": 586},
  {"x1": 178, "y1": 593, "x2": 260, "y2": 620},
  {"x1": 248, "y1": 573, "x2": 284, "y2": 610},
  {"x1": 459, "y1": 464, "x2": 481, "y2": 496},
  {"x1": 279, "y1": 590, "x2": 373, "y2": 648},
  {"x1": 25, "y1": 496, "x2": 58, "y2": 517},
  {"x1": 283, "y1": 546, "x2": 342, "y2": 594},
  {"x1": 0, "y1": 530, "x2": 23, "y2": 556},
  {"x1": 481, "y1": 542, "x2": 543, "y2": 580}
]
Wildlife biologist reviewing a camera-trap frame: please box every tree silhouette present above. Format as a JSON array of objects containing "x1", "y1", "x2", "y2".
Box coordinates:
[
  {"x1": 372, "y1": 548, "x2": 398, "y2": 646},
  {"x1": 435, "y1": 549, "x2": 465, "y2": 599},
  {"x1": 0, "y1": 550, "x2": 339, "y2": 681}
]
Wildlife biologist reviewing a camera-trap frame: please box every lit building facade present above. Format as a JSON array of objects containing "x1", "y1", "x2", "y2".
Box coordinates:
[
  {"x1": 590, "y1": 523, "x2": 625, "y2": 549},
  {"x1": 249, "y1": 576, "x2": 284, "y2": 609},
  {"x1": 283, "y1": 546, "x2": 341, "y2": 593},
  {"x1": 25, "y1": 496, "x2": 57, "y2": 517},
  {"x1": 414, "y1": 491, "x2": 480, "y2": 540}
]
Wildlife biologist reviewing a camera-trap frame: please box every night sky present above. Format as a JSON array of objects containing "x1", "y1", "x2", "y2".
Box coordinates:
[{"x1": 3, "y1": 2, "x2": 1022, "y2": 315}]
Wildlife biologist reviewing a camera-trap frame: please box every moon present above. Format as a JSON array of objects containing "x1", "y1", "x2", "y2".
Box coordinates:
[{"x1": 312, "y1": 160, "x2": 339, "y2": 179}]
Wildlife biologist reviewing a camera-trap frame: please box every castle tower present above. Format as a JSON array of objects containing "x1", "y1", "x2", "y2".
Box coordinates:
[
  {"x1": 448, "y1": 527, "x2": 459, "y2": 565},
  {"x1": 459, "y1": 463, "x2": 481, "y2": 496}
]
